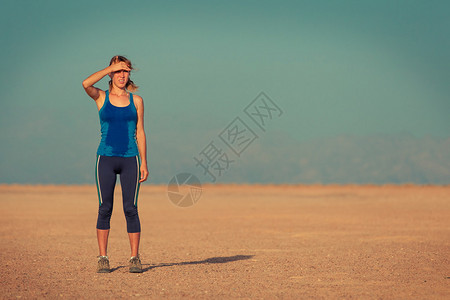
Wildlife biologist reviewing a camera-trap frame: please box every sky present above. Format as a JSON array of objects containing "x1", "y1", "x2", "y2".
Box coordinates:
[{"x1": 0, "y1": 0, "x2": 449, "y2": 184}]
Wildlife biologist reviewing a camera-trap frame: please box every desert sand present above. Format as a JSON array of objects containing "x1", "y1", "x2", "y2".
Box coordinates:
[{"x1": 0, "y1": 184, "x2": 449, "y2": 299}]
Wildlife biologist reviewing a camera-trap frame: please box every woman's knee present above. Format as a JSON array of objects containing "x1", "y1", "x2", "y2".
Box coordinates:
[
  {"x1": 98, "y1": 203, "x2": 113, "y2": 218},
  {"x1": 123, "y1": 205, "x2": 138, "y2": 218}
]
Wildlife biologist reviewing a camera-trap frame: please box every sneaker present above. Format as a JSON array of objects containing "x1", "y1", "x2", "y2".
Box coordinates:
[
  {"x1": 97, "y1": 256, "x2": 111, "y2": 273},
  {"x1": 129, "y1": 255, "x2": 143, "y2": 273}
]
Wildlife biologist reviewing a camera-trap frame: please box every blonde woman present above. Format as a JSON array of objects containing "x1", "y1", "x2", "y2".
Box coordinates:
[{"x1": 82, "y1": 55, "x2": 149, "y2": 273}]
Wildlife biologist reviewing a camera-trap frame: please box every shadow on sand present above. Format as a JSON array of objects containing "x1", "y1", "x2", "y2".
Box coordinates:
[
  {"x1": 143, "y1": 254, "x2": 255, "y2": 272},
  {"x1": 109, "y1": 255, "x2": 254, "y2": 273}
]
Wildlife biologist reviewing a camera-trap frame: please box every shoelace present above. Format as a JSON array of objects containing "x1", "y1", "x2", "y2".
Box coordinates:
[{"x1": 130, "y1": 256, "x2": 141, "y2": 263}]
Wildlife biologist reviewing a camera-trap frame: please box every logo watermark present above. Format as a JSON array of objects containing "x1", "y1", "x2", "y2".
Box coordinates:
[
  {"x1": 167, "y1": 91, "x2": 283, "y2": 207},
  {"x1": 167, "y1": 173, "x2": 202, "y2": 208}
]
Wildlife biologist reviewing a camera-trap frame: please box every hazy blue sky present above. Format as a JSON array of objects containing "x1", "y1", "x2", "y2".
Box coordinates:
[{"x1": 0, "y1": 0, "x2": 449, "y2": 184}]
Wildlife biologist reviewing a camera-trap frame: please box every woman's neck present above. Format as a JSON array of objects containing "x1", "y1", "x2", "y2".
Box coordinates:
[{"x1": 110, "y1": 88, "x2": 128, "y2": 97}]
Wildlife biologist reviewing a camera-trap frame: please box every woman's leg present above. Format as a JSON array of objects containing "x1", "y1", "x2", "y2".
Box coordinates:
[
  {"x1": 128, "y1": 232, "x2": 140, "y2": 257},
  {"x1": 119, "y1": 155, "x2": 141, "y2": 257},
  {"x1": 95, "y1": 155, "x2": 117, "y2": 256},
  {"x1": 97, "y1": 229, "x2": 110, "y2": 256}
]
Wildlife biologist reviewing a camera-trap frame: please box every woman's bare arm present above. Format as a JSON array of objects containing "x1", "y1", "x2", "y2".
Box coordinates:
[
  {"x1": 82, "y1": 62, "x2": 130, "y2": 101},
  {"x1": 134, "y1": 95, "x2": 149, "y2": 183}
]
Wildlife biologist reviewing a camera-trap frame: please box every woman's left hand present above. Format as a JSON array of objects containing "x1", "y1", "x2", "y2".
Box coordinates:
[{"x1": 139, "y1": 164, "x2": 149, "y2": 183}]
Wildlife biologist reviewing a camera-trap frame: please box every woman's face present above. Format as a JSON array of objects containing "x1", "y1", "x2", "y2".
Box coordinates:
[{"x1": 110, "y1": 69, "x2": 130, "y2": 89}]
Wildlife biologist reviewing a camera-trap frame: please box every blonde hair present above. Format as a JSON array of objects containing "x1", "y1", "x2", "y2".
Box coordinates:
[{"x1": 108, "y1": 55, "x2": 139, "y2": 92}]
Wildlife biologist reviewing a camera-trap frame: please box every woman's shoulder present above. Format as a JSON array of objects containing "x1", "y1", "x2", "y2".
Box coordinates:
[
  {"x1": 131, "y1": 93, "x2": 144, "y2": 112},
  {"x1": 132, "y1": 94, "x2": 144, "y2": 104}
]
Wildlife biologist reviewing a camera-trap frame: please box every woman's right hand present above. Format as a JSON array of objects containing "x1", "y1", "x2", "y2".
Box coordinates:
[
  {"x1": 108, "y1": 61, "x2": 131, "y2": 73},
  {"x1": 82, "y1": 61, "x2": 130, "y2": 102}
]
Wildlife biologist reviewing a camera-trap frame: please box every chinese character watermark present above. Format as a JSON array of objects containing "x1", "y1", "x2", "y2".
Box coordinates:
[
  {"x1": 244, "y1": 92, "x2": 283, "y2": 132},
  {"x1": 219, "y1": 117, "x2": 258, "y2": 157},
  {"x1": 168, "y1": 91, "x2": 283, "y2": 207}
]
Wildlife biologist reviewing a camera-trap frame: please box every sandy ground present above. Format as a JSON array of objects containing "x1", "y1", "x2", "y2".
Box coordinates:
[{"x1": 0, "y1": 184, "x2": 449, "y2": 299}]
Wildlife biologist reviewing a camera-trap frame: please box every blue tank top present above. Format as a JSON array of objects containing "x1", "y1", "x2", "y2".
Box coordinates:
[{"x1": 97, "y1": 90, "x2": 139, "y2": 157}]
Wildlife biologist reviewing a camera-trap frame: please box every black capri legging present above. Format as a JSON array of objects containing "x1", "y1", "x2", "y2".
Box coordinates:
[{"x1": 95, "y1": 155, "x2": 141, "y2": 233}]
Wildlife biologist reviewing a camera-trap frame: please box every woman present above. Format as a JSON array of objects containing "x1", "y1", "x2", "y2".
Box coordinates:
[{"x1": 82, "y1": 55, "x2": 149, "y2": 273}]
